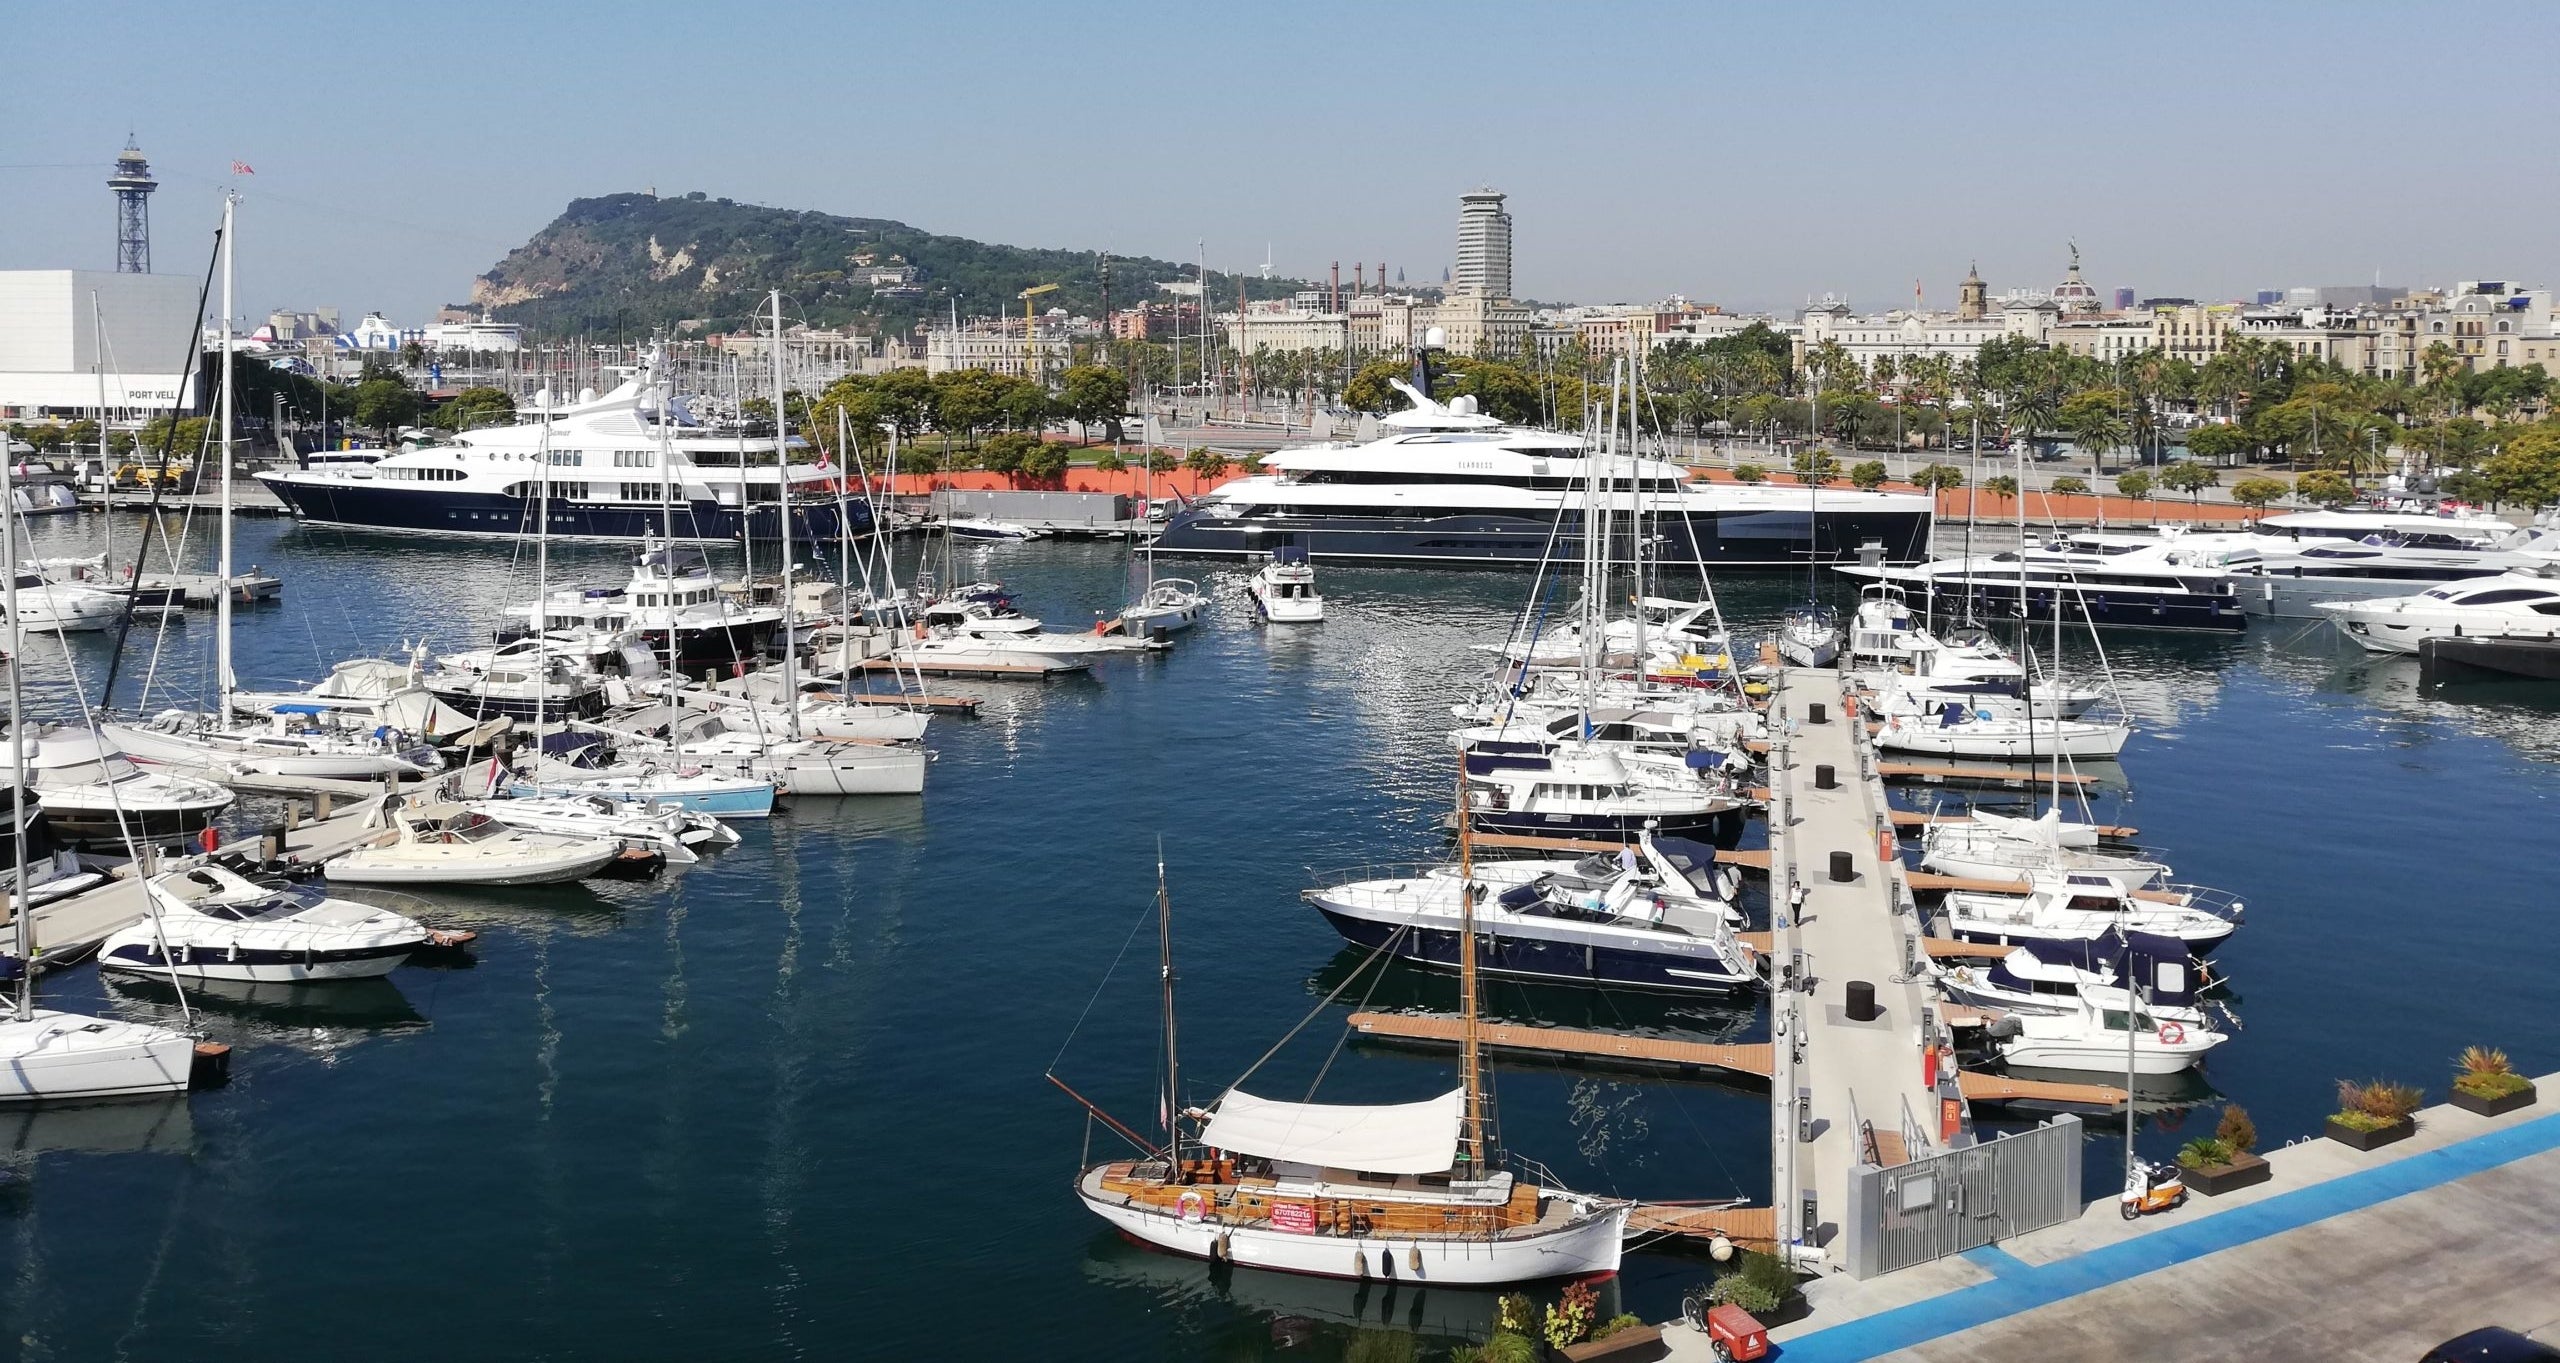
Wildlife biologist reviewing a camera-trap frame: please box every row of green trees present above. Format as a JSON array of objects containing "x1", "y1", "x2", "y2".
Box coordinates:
[{"x1": 803, "y1": 364, "x2": 1129, "y2": 464}]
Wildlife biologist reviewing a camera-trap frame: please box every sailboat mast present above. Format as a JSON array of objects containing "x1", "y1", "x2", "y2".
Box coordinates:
[
  {"x1": 216, "y1": 194, "x2": 236, "y2": 723},
  {"x1": 654, "y1": 359, "x2": 682, "y2": 766},
  {"x1": 4, "y1": 443, "x2": 26, "y2": 1023},
  {"x1": 93, "y1": 293, "x2": 112, "y2": 610},
  {"x1": 1156, "y1": 850, "x2": 1179, "y2": 1159},
  {"x1": 1456, "y1": 771, "x2": 1485, "y2": 1175},
  {"x1": 770, "y1": 291, "x2": 802, "y2": 741},
  {"x1": 533, "y1": 387, "x2": 553, "y2": 737}
]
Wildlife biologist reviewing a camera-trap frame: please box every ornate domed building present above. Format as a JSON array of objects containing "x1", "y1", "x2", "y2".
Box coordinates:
[{"x1": 2052, "y1": 243, "x2": 2101, "y2": 315}]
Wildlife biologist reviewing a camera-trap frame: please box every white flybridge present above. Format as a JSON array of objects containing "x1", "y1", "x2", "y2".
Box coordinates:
[
  {"x1": 0, "y1": 394, "x2": 206, "y2": 1104},
  {"x1": 1066, "y1": 832, "x2": 1628, "y2": 1284},
  {"x1": 106, "y1": 196, "x2": 436, "y2": 782}
]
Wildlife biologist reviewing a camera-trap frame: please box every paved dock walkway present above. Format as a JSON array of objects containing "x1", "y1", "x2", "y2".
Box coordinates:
[
  {"x1": 1769, "y1": 667, "x2": 1953, "y2": 1253},
  {"x1": 1658, "y1": 1073, "x2": 2560, "y2": 1362}
]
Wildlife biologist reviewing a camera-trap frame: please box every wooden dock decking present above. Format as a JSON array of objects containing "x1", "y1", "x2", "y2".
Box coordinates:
[
  {"x1": 1740, "y1": 931, "x2": 2009, "y2": 961},
  {"x1": 1625, "y1": 1202, "x2": 1777, "y2": 1248},
  {"x1": 1345, "y1": 1011, "x2": 1774, "y2": 1079},
  {"x1": 1342, "y1": 1010, "x2": 2122, "y2": 1108},
  {"x1": 850, "y1": 657, "x2": 1065, "y2": 679}
]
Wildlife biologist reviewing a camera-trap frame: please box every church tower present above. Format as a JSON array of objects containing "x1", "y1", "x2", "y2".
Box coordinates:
[{"x1": 1957, "y1": 261, "x2": 1987, "y2": 321}]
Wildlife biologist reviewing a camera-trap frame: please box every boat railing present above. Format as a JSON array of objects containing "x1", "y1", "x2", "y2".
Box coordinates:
[
  {"x1": 1301, "y1": 862, "x2": 1466, "y2": 898},
  {"x1": 2160, "y1": 883, "x2": 2246, "y2": 921}
]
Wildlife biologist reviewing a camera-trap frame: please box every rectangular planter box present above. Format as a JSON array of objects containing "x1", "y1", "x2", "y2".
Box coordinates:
[
  {"x1": 2181, "y1": 1151, "x2": 2272, "y2": 1196},
  {"x1": 1559, "y1": 1326, "x2": 1666, "y2": 1363},
  {"x1": 2450, "y1": 1080, "x2": 2538, "y2": 1118},
  {"x1": 2326, "y1": 1115, "x2": 2415, "y2": 1151}
]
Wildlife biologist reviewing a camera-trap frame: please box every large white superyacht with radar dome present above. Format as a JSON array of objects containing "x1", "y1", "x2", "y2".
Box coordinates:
[
  {"x1": 258, "y1": 349, "x2": 867, "y2": 544},
  {"x1": 1149, "y1": 380, "x2": 1933, "y2": 568}
]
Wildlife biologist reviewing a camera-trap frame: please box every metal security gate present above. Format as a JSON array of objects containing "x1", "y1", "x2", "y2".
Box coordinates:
[{"x1": 1842, "y1": 1115, "x2": 2083, "y2": 1279}]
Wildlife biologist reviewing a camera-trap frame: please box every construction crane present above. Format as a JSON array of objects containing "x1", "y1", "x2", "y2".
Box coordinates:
[{"x1": 1019, "y1": 283, "x2": 1061, "y2": 381}]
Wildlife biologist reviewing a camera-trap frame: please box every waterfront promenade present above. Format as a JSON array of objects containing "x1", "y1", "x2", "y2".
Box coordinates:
[{"x1": 1660, "y1": 1075, "x2": 2560, "y2": 1361}]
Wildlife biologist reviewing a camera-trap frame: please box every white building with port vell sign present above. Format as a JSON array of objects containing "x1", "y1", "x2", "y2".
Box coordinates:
[{"x1": 0, "y1": 269, "x2": 203, "y2": 416}]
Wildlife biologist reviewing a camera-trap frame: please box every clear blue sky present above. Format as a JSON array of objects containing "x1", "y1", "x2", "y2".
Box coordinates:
[{"x1": 7, "y1": 2, "x2": 2553, "y2": 327}]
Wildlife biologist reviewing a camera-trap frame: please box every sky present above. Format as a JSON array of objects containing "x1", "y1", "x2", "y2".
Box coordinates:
[{"x1": 7, "y1": 2, "x2": 2556, "y2": 329}]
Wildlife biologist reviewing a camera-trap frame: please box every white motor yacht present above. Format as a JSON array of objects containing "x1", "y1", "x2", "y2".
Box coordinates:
[
  {"x1": 1921, "y1": 810, "x2": 2168, "y2": 891},
  {"x1": 1153, "y1": 380, "x2": 1931, "y2": 568},
  {"x1": 1940, "y1": 873, "x2": 2242, "y2": 951},
  {"x1": 944, "y1": 514, "x2": 1043, "y2": 541},
  {"x1": 1248, "y1": 546, "x2": 1324, "y2": 623},
  {"x1": 1934, "y1": 929, "x2": 2214, "y2": 1024},
  {"x1": 9, "y1": 727, "x2": 234, "y2": 847},
  {"x1": 1838, "y1": 531, "x2": 2243, "y2": 632},
  {"x1": 102, "y1": 865, "x2": 435, "y2": 982},
  {"x1": 1994, "y1": 995, "x2": 2226, "y2": 1077},
  {"x1": 894, "y1": 599, "x2": 1147, "y2": 672},
  {"x1": 1464, "y1": 744, "x2": 1747, "y2": 844},
  {"x1": 1846, "y1": 589, "x2": 2101, "y2": 718},
  {"x1": 6, "y1": 567, "x2": 125, "y2": 632},
  {"x1": 327, "y1": 800, "x2": 629, "y2": 886},
  {"x1": 2319, "y1": 571, "x2": 2560, "y2": 654},
  {"x1": 1304, "y1": 832, "x2": 1753, "y2": 994}
]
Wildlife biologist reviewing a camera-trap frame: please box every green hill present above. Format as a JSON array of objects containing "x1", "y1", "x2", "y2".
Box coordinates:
[{"x1": 467, "y1": 192, "x2": 1307, "y2": 337}]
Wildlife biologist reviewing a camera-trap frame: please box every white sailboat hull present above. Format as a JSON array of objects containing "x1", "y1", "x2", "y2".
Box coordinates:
[
  {"x1": 1878, "y1": 716, "x2": 2129, "y2": 759},
  {"x1": 0, "y1": 1010, "x2": 197, "y2": 1102},
  {"x1": 1079, "y1": 1182, "x2": 1627, "y2": 1284}
]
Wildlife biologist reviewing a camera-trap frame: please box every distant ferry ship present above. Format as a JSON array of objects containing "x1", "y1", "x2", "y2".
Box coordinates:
[
  {"x1": 258, "y1": 354, "x2": 866, "y2": 544},
  {"x1": 1150, "y1": 382, "x2": 1933, "y2": 568}
]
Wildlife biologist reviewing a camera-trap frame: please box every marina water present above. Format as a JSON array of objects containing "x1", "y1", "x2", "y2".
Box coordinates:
[{"x1": 3, "y1": 515, "x2": 2556, "y2": 1361}]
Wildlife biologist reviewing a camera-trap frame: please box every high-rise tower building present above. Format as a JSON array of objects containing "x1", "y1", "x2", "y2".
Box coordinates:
[
  {"x1": 109, "y1": 138, "x2": 156, "y2": 274},
  {"x1": 1453, "y1": 189, "x2": 1512, "y2": 299}
]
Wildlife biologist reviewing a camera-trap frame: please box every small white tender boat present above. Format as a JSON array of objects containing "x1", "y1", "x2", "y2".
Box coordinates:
[
  {"x1": 944, "y1": 515, "x2": 1043, "y2": 541},
  {"x1": 327, "y1": 800, "x2": 626, "y2": 885},
  {"x1": 102, "y1": 864, "x2": 434, "y2": 982},
  {"x1": 1248, "y1": 547, "x2": 1324, "y2": 623}
]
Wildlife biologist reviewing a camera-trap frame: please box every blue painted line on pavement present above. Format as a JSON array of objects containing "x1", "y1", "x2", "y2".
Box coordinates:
[
  {"x1": 1959, "y1": 1244, "x2": 2034, "y2": 1281},
  {"x1": 1775, "y1": 1111, "x2": 2560, "y2": 1362}
]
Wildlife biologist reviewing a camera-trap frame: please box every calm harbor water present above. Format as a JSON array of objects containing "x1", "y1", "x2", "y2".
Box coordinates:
[{"x1": 2, "y1": 511, "x2": 2557, "y2": 1361}]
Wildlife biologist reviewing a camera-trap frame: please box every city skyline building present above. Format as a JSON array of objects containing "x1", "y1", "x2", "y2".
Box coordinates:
[{"x1": 1453, "y1": 189, "x2": 1512, "y2": 299}]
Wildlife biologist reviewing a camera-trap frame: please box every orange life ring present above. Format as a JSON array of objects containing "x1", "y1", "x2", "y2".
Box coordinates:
[{"x1": 2157, "y1": 1021, "x2": 2186, "y2": 1046}]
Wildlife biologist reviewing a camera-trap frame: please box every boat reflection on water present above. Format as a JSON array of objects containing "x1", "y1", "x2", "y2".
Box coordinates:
[
  {"x1": 1082, "y1": 1231, "x2": 1621, "y2": 1346},
  {"x1": 0, "y1": 1095, "x2": 194, "y2": 1159},
  {"x1": 1308, "y1": 948, "x2": 1762, "y2": 1045},
  {"x1": 105, "y1": 974, "x2": 430, "y2": 1060}
]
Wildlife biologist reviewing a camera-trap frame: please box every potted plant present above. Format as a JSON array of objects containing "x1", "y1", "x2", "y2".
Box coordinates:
[
  {"x1": 2451, "y1": 1046, "x2": 2538, "y2": 1117},
  {"x1": 2177, "y1": 1104, "x2": 2272, "y2": 1195},
  {"x1": 2327, "y1": 1078, "x2": 2424, "y2": 1150}
]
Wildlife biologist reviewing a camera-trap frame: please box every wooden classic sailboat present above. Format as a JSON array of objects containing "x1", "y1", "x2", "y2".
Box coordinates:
[{"x1": 1064, "y1": 820, "x2": 1628, "y2": 1285}]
